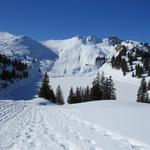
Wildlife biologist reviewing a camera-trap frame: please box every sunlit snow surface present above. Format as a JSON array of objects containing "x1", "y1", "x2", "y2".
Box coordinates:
[
  {"x1": 0, "y1": 66, "x2": 149, "y2": 150},
  {"x1": 0, "y1": 33, "x2": 150, "y2": 150},
  {"x1": 0, "y1": 98, "x2": 150, "y2": 150},
  {"x1": 42, "y1": 36, "x2": 116, "y2": 76}
]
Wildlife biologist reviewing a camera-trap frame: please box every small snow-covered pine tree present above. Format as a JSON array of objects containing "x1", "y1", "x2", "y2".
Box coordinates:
[
  {"x1": 75, "y1": 87, "x2": 82, "y2": 103},
  {"x1": 67, "y1": 87, "x2": 76, "y2": 104},
  {"x1": 39, "y1": 72, "x2": 56, "y2": 102},
  {"x1": 83, "y1": 86, "x2": 90, "y2": 101},
  {"x1": 137, "y1": 77, "x2": 147, "y2": 102},
  {"x1": 55, "y1": 85, "x2": 64, "y2": 105},
  {"x1": 103, "y1": 76, "x2": 116, "y2": 100},
  {"x1": 90, "y1": 72, "x2": 102, "y2": 100},
  {"x1": 147, "y1": 81, "x2": 150, "y2": 90}
]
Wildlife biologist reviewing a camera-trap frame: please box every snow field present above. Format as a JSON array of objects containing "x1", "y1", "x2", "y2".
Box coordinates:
[
  {"x1": 0, "y1": 99, "x2": 150, "y2": 150},
  {"x1": 50, "y1": 74, "x2": 139, "y2": 102}
]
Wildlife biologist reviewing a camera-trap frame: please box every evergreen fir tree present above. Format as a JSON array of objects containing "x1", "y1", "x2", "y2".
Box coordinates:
[
  {"x1": 103, "y1": 76, "x2": 116, "y2": 100},
  {"x1": 121, "y1": 59, "x2": 128, "y2": 76},
  {"x1": 128, "y1": 54, "x2": 134, "y2": 66},
  {"x1": 132, "y1": 72, "x2": 135, "y2": 78},
  {"x1": 39, "y1": 72, "x2": 56, "y2": 102},
  {"x1": 83, "y1": 86, "x2": 90, "y2": 101},
  {"x1": 143, "y1": 92, "x2": 149, "y2": 103},
  {"x1": 49, "y1": 88, "x2": 56, "y2": 103},
  {"x1": 130, "y1": 65, "x2": 133, "y2": 72},
  {"x1": 67, "y1": 87, "x2": 76, "y2": 104},
  {"x1": 120, "y1": 45, "x2": 127, "y2": 56},
  {"x1": 143, "y1": 59, "x2": 149, "y2": 71},
  {"x1": 137, "y1": 77, "x2": 147, "y2": 102},
  {"x1": 136, "y1": 64, "x2": 143, "y2": 78},
  {"x1": 148, "y1": 66, "x2": 150, "y2": 76},
  {"x1": 75, "y1": 87, "x2": 82, "y2": 103},
  {"x1": 148, "y1": 81, "x2": 150, "y2": 90},
  {"x1": 90, "y1": 72, "x2": 102, "y2": 100},
  {"x1": 99, "y1": 72, "x2": 106, "y2": 98},
  {"x1": 55, "y1": 85, "x2": 64, "y2": 105},
  {"x1": 111, "y1": 55, "x2": 115, "y2": 68},
  {"x1": 108, "y1": 76, "x2": 116, "y2": 99}
]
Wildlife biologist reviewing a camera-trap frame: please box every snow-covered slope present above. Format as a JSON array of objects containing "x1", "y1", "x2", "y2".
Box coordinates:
[
  {"x1": 42, "y1": 36, "x2": 118, "y2": 76},
  {"x1": 0, "y1": 98, "x2": 150, "y2": 150},
  {"x1": 0, "y1": 32, "x2": 58, "y2": 60},
  {"x1": 0, "y1": 33, "x2": 149, "y2": 100},
  {"x1": 50, "y1": 71, "x2": 139, "y2": 102},
  {"x1": 0, "y1": 32, "x2": 58, "y2": 100},
  {"x1": 0, "y1": 32, "x2": 58, "y2": 76},
  {"x1": 42, "y1": 36, "x2": 150, "y2": 77},
  {"x1": 0, "y1": 32, "x2": 17, "y2": 40},
  {"x1": 0, "y1": 33, "x2": 150, "y2": 150}
]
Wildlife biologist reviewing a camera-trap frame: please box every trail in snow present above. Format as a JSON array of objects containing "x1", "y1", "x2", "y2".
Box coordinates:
[
  {"x1": 60, "y1": 109, "x2": 150, "y2": 150},
  {"x1": 0, "y1": 100, "x2": 149, "y2": 150}
]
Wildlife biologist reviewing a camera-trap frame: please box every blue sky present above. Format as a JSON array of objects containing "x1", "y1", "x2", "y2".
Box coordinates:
[{"x1": 0, "y1": 0, "x2": 149, "y2": 42}]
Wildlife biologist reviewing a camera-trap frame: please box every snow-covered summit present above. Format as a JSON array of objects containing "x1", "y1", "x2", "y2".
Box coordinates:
[
  {"x1": 42, "y1": 35, "x2": 150, "y2": 77},
  {"x1": 0, "y1": 32, "x2": 16, "y2": 41},
  {"x1": 107, "y1": 36, "x2": 122, "y2": 45},
  {"x1": 0, "y1": 33, "x2": 58, "y2": 60},
  {"x1": 42, "y1": 35, "x2": 120, "y2": 76},
  {"x1": 0, "y1": 32, "x2": 149, "y2": 77},
  {"x1": 0, "y1": 32, "x2": 58, "y2": 99},
  {"x1": 76, "y1": 35, "x2": 102, "y2": 44}
]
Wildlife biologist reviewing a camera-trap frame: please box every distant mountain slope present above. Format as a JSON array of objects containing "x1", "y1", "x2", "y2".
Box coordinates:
[
  {"x1": 0, "y1": 32, "x2": 58, "y2": 99},
  {"x1": 110, "y1": 40, "x2": 150, "y2": 78},
  {"x1": 0, "y1": 32, "x2": 150, "y2": 99},
  {"x1": 42, "y1": 36, "x2": 150, "y2": 77},
  {"x1": 42, "y1": 36, "x2": 120, "y2": 76},
  {"x1": 0, "y1": 32, "x2": 58, "y2": 60}
]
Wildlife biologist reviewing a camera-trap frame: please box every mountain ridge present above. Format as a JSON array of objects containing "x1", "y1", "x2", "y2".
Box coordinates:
[
  {"x1": 0, "y1": 32, "x2": 150, "y2": 77},
  {"x1": 42, "y1": 35, "x2": 150, "y2": 76}
]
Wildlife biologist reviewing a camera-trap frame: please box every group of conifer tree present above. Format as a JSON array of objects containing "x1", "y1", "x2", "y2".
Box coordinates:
[
  {"x1": 111, "y1": 45, "x2": 150, "y2": 78},
  {"x1": 137, "y1": 77, "x2": 150, "y2": 103},
  {"x1": 39, "y1": 72, "x2": 116, "y2": 105},
  {"x1": 39, "y1": 72, "x2": 64, "y2": 105},
  {"x1": 67, "y1": 86, "x2": 90, "y2": 104},
  {"x1": 111, "y1": 45, "x2": 129, "y2": 76},
  {"x1": 0, "y1": 54, "x2": 29, "y2": 90},
  {"x1": 67, "y1": 72, "x2": 116, "y2": 104}
]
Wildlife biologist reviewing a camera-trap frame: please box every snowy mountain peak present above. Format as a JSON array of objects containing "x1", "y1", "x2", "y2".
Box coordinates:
[
  {"x1": 0, "y1": 32, "x2": 16, "y2": 40},
  {"x1": 75, "y1": 35, "x2": 102, "y2": 44},
  {"x1": 1, "y1": 32, "x2": 149, "y2": 77},
  {"x1": 42, "y1": 35, "x2": 117, "y2": 76},
  {"x1": 75, "y1": 35, "x2": 122, "y2": 45},
  {"x1": 105, "y1": 36, "x2": 122, "y2": 46},
  {"x1": 0, "y1": 33, "x2": 58, "y2": 61}
]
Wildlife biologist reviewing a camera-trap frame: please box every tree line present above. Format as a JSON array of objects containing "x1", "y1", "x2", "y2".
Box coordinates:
[
  {"x1": 111, "y1": 45, "x2": 150, "y2": 78},
  {"x1": 0, "y1": 54, "x2": 29, "y2": 90},
  {"x1": 39, "y1": 72, "x2": 65, "y2": 105},
  {"x1": 67, "y1": 72, "x2": 116, "y2": 104},
  {"x1": 39, "y1": 72, "x2": 116, "y2": 105}
]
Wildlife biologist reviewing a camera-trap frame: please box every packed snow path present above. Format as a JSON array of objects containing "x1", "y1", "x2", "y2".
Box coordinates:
[{"x1": 0, "y1": 100, "x2": 149, "y2": 150}]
